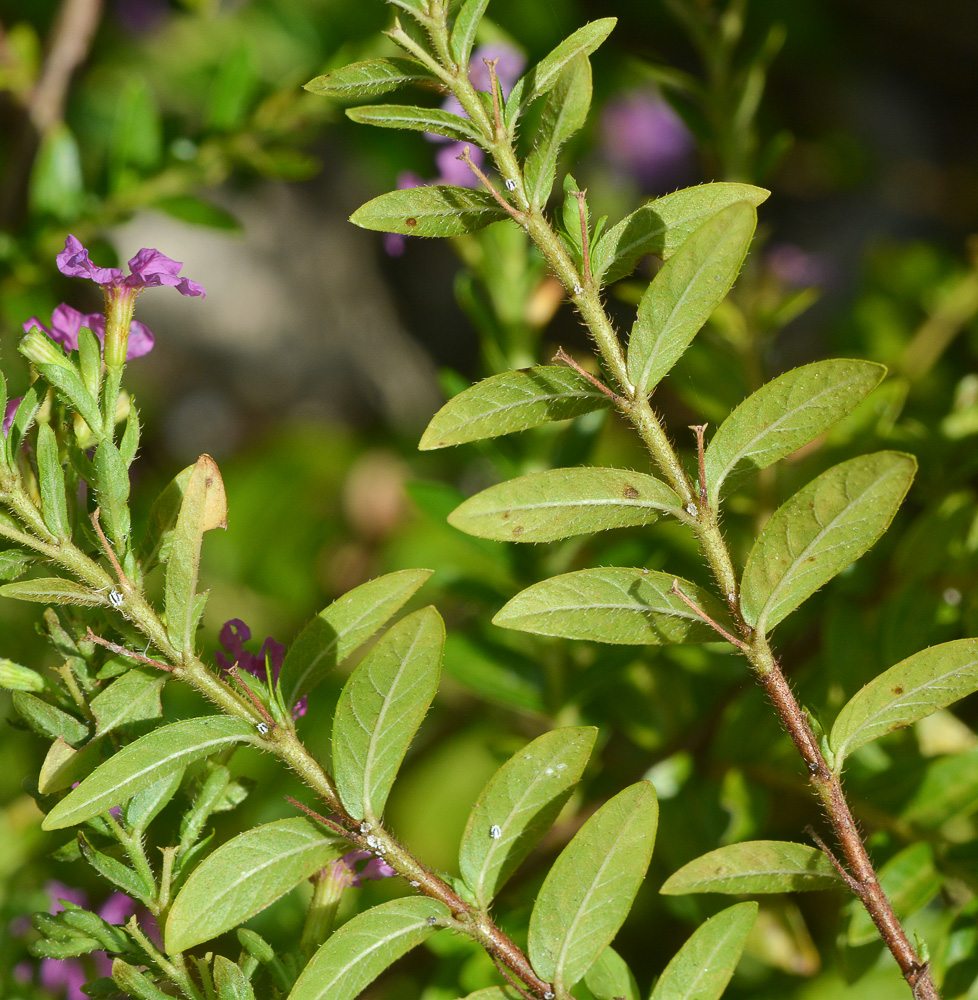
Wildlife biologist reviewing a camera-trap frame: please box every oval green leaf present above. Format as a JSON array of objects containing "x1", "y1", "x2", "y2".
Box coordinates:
[
  {"x1": 493, "y1": 568, "x2": 729, "y2": 645},
  {"x1": 42, "y1": 717, "x2": 256, "y2": 830},
  {"x1": 459, "y1": 726, "x2": 597, "y2": 908},
  {"x1": 704, "y1": 359, "x2": 887, "y2": 502},
  {"x1": 585, "y1": 947, "x2": 640, "y2": 1000},
  {"x1": 332, "y1": 607, "x2": 444, "y2": 822},
  {"x1": 304, "y1": 58, "x2": 432, "y2": 100},
  {"x1": 346, "y1": 104, "x2": 482, "y2": 142},
  {"x1": 351, "y1": 185, "x2": 508, "y2": 238},
  {"x1": 419, "y1": 366, "x2": 611, "y2": 450},
  {"x1": 449, "y1": 467, "x2": 682, "y2": 543},
  {"x1": 287, "y1": 897, "x2": 449, "y2": 1000},
  {"x1": 165, "y1": 818, "x2": 344, "y2": 953},
  {"x1": 626, "y1": 201, "x2": 757, "y2": 396},
  {"x1": 213, "y1": 955, "x2": 257, "y2": 1000},
  {"x1": 0, "y1": 577, "x2": 101, "y2": 607},
  {"x1": 649, "y1": 902, "x2": 758, "y2": 1000},
  {"x1": 524, "y1": 54, "x2": 592, "y2": 209},
  {"x1": 660, "y1": 841, "x2": 844, "y2": 895},
  {"x1": 281, "y1": 568, "x2": 432, "y2": 705},
  {"x1": 519, "y1": 19, "x2": 616, "y2": 110},
  {"x1": 592, "y1": 182, "x2": 770, "y2": 286},
  {"x1": 829, "y1": 638, "x2": 978, "y2": 767},
  {"x1": 528, "y1": 781, "x2": 658, "y2": 992},
  {"x1": 90, "y1": 667, "x2": 165, "y2": 736},
  {"x1": 740, "y1": 451, "x2": 916, "y2": 635},
  {"x1": 450, "y1": 0, "x2": 490, "y2": 67}
]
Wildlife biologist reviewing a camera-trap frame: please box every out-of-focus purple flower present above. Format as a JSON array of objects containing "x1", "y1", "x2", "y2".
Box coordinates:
[
  {"x1": 434, "y1": 142, "x2": 483, "y2": 188},
  {"x1": 46, "y1": 882, "x2": 88, "y2": 914},
  {"x1": 216, "y1": 619, "x2": 306, "y2": 720},
  {"x1": 765, "y1": 243, "x2": 834, "y2": 288},
  {"x1": 439, "y1": 43, "x2": 525, "y2": 130},
  {"x1": 328, "y1": 850, "x2": 396, "y2": 890},
  {"x1": 57, "y1": 236, "x2": 205, "y2": 299},
  {"x1": 2, "y1": 397, "x2": 19, "y2": 437},
  {"x1": 40, "y1": 956, "x2": 88, "y2": 1000},
  {"x1": 599, "y1": 89, "x2": 696, "y2": 194},
  {"x1": 114, "y1": 0, "x2": 169, "y2": 35},
  {"x1": 23, "y1": 303, "x2": 154, "y2": 360}
]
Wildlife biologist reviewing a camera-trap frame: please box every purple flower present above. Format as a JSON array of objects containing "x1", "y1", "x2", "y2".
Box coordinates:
[
  {"x1": 56, "y1": 235, "x2": 204, "y2": 367},
  {"x1": 434, "y1": 142, "x2": 483, "y2": 188},
  {"x1": 599, "y1": 89, "x2": 695, "y2": 193},
  {"x1": 441, "y1": 43, "x2": 525, "y2": 123},
  {"x1": 3, "y1": 397, "x2": 19, "y2": 437},
  {"x1": 328, "y1": 850, "x2": 396, "y2": 890},
  {"x1": 216, "y1": 619, "x2": 306, "y2": 720},
  {"x1": 765, "y1": 243, "x2": 834, "y2": 288},
  {"x1": 57, "y1": 236, "x2": 205, "y2": 299},
  {"x1": 23, "y1": 303, "x2": 154, "y2": 360}
]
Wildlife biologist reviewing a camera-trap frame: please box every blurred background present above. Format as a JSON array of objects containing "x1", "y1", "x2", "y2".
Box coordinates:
[{"x1": 1, "y1": 0, "x2": 978, "y2": 997}]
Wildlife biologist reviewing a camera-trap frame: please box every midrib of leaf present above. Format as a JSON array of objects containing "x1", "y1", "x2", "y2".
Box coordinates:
[
  {"x1": 290, "y1": 610, "x2": 374, "y2": 703},
  {"x1": 754, "y1": 470, "x2": 894, "y2": 633},
  {"x1": 319, "y1": 915, "x2": 433, "y2": 994},
  {"x1": 361, "y1": 627, "x2": 426, "y2": 810},
  {"x1": 711, "y1": 371, "x2": 870, "y2": 494},
  {"x1": 553, "y1": 846, "x2": 625, "y2": 991},
  {"x1": 477, "y1": 496, "x2": 673, "y2": 514},
  {"x1": 480, "y1": 387, "x2": 602, "y2": 416},
  {"x1": 667, "y1": 925, "x2": 742, "y2": 999}
]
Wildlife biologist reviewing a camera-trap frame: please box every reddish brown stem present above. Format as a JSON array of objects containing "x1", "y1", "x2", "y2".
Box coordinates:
[
  {"x1": 668, "y1": 579, "x2": 748, "y2": 651},
  {"x1": 689, "y1": 424, "x2": 709, "y2": 507},
  {"x1": 84, "y1": 628, "x2": 174, "y2": 672},
  {"x1": 553, "y1": 347, "x2": 622, "y2": 404},
  {"x1": 458, "y1": 146, "x2": 524, "y2": 222},
  {"x1": 760, "y1": 664, "x2": 939, "y2": 999}
]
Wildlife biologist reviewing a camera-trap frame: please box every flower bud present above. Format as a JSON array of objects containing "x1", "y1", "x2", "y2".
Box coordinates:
[
  {"x1": 19, "y1": 327, "x2": 71, "y2": 368},
  {"x1": 0, "y1": 658, "x2": 45, "y2": 692}
]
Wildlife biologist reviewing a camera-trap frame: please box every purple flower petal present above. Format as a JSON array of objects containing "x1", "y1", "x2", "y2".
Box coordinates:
[
  {"x1": 40, "y1": 957, "x2": 88, "y2": 1000},
  {"x1": 57, "y1": 235, "x2": 125, "y2": 285},
  {"x1": 98, "y1": 892, "x2": 138, "y2": 925},
  {"x1": 2, "y1": 397, "x2": 20, "y2": 437},
  {"x1": 126, "y1": 319, "x2": 156, "y2": 358},
  {"x1": 46, "y1": 880, "x2": 89, "y2": 913},
  {"x1": 24, "y1": 304, "x2": 154, "y2": 361},
  {"x1": 470, "y1": 43, "x2": 525, "y2": 97},
  {"x1": 57, "y1": 235, "x2": 206, "y2": 298}
]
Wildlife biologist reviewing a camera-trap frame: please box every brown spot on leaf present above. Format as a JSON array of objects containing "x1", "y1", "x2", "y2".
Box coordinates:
[
  {"x1": 405, "y1": 217, "x2": 418, "y2": 227},
  {"x1": 623, "y1": 484, "x2": 640, "y2": 498},
  {"x1": 512, "y1": 526, "x2": 524, "y2": 537},
  {"x1": 892, "y1": 686, "x2": 904, "y2": 695},
  {"x1": 501, "y1": 512, "x2": 510, "y2": 519}
]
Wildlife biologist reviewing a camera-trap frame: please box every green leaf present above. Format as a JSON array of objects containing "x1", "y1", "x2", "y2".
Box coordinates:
[
  {"x1": 347, "y1": 104, "x2": 482, "y2": 142},
  {"x1": 42, "y1": 717, "x2": 256, "y2": 830},
  {"x1": 449, "y1": 467, "x2": 682, "y2": 542},
  {"x1": 214, "y1": 956, "x2": 256, "y2": 1000},
  {"x1": 740, "y1": 452, "x2": 916, "y2": 635},
  {"x1": 29, "y1": 122, "x2": 83, "y2": 220},
  {"x1": 93, "y1": 439, "x2": 132, "y2": 548},
  {"x1": 38, "y1": 737, "x2": 103, "y2": 793},
  {"x1": 281, "y1": 568, "x2": 432, "y2": 705},
  {"x1": 139, "y1": 465, "x2": 194, "y2": 572},
  {"x1": 119, "y1": 399, "x2": 140, "y2": 467},
  {"x1": 519, "y1": 19, "x2": 616, "y2": 109},
  {"x1": 11, "y1": 692, "x2": 88, "y2": 745},
  {"x1": 77, "y1": 326, "x2": 102, "y2": 399},
  {"x1": 164, "y1": 455, "x2": 227, "y2": 656},
  {"x1": 450, "y1": 0, "x2": 490, "y2": 67},
  {"x1": 108, "y1": 75, "x2": 162, "y2": 188},
  {"x1": 79, "y1": 834, "x2": 154, "y2": 904},
  {"x1": 584, "y1": 947, "x2": 640, "y2": 1000},
  {"x1": 626, "y1": 202, "x2": 756, "y2": 396},
  {"x1": 704, "y1": 359, "x2": 886, "y2": 502},
  {"x1": 90, "y1": 667, "x2": 165, "y2": 737},
  {"x1": 351, "y1": 186, "x2": 509, "y2": 237},
  {"x1": 5, "y1": 388, "x2": 41, "y2": 464},
  {"x1": 829, "y1": 638, "x2": 978, "y2": 767},
  {"x1": 206, "y1": 43, "x2": 257, "y2": 131},
  {"x1": 287, "y1": 898, "x2": 450, "y2": 1000},
  {"x1": 0, "y1": 578, "x2": 101, "y2": 607},
  {"x1": 493, "y1": 568, "x2": 729, "y2": 645},
  {"x1": 660, "y1": 841, "x2": 844, "y2": 895},
  {"x1": 165, "y1": 818, "x2": 343, "y2": 953},
  {"x1": 36, "y1": 423, "x2": 70, "y2": 538},
  {"x1": 332, "y1": 607, "x2": 444, "y2": 822},
  {"x1": 304, "y1": 58, "x2": 432, "y2": 100},
  {"x1": 846, "y1": 843, "x2": 941, "y2": 947},
  {"x1": 419, "y1": 366, "x2": 610, "y2": 450},
  {"x1": 649, "y1": 902, "x2": 758, "y2": 1000},
  {"x1": 528, "y1": 782, "x2": 658, "y2": 993},
  {"x1": 24, "y1": 350, "x2": 103, "y2": 436},
  {"x1": 524, "y1": 55, "x2": 592, "y2": 209},
  {"x1": 592, "y1": 182, "x2": 770, "y2": 286},
  {"x1": 455, "y1": 991, "x2": 524, "y2": 1000},
  {"x1": 459, "y1": 727, "x2": 596, "y2": 907},
  {"x1": 0, "y1": 549, "x2": 33, "y2": 582},
  {"x1": 125, "y1": 767, "x2": 185, "y2": 832}
]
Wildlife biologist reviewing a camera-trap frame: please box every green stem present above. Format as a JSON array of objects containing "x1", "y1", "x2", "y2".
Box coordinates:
[{"x1": 299, "y1": 868, "x2": 346, "y2": 955}]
